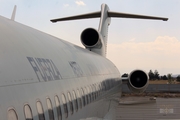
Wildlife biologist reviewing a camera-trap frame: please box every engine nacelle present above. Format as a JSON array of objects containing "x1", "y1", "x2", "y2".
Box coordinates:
[
  {"x1": 127, "y1": 70, "x2": 149, "y2": 93},
  {"x1": 81, "y1": 28, "x2": 101, "y2": 48}
]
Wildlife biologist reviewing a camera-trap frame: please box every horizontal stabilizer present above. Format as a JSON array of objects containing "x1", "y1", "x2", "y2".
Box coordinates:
[
  {"x1": 51, "y1": 11, "x2": 168, "y2": 23},
  {"x1": 108, "y1": 11, "x2": 168, "y2": 21},
  {"x1": 51, "y1": 11, "x2": 101, "y2": 22}
]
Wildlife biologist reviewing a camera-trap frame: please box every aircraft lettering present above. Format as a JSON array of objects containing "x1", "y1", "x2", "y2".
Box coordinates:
[
  {"x1": 49, "y1": 59, "x2": 61, "y2": 80},
  {"x1": 27, "y1": 57, "x2": 61, "y2": 81},
  {"x1": 69, "y1": 61, "x2": 83, "y2": 77}
]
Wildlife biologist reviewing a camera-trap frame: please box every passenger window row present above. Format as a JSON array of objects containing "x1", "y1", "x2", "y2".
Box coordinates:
[{"x1": 7, "y1": 81, "x2": 116, "y2": 120}]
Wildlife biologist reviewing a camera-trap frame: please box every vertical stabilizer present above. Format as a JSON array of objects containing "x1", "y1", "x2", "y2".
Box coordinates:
[
  {"x1": 98, "y1": 4, "x2": 111, "y2": 56},
  {"x1": 11, "y1": 5, "x2": 17, "y2": 21}
]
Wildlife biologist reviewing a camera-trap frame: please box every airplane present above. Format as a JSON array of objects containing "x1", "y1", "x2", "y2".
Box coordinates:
[{"x1": 1, "y1": 3, "x2": 168, "y2": 120}]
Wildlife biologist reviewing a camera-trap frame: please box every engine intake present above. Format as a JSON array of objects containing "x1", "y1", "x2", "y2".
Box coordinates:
[
  {"x1": 128, "y1": 70, "x2": 149, "y2": 93},
  {"x1": 81, "y1": 28, "x2": 100, "y2": 48}
]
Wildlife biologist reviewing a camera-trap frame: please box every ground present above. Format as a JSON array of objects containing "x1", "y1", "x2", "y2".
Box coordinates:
[{"x1": 122, "y1": 92, "x2": 180, "y2": 98}]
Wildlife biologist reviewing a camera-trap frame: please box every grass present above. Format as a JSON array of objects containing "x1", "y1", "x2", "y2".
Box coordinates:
[{"x1": 149, "y1": 80, "x2": 180, "y2": 84}]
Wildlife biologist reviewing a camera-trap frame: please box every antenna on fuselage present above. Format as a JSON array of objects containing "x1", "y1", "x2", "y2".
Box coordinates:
[{"x1": 11, "y1": 5, "x2": 17, "y2": 21}]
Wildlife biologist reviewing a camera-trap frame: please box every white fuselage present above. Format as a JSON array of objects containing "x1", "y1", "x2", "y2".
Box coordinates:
[{"x1": 0, "y1": 16, "x2": 122, "y2": 120}]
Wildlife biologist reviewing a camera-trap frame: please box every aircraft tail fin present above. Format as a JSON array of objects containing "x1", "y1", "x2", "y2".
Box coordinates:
[
  {"x1": 51, "y1": 4, "x2": 168, "y2": 57},
  {"x1": 11, "y1": 5, "x2": 17, "y2": 21}
]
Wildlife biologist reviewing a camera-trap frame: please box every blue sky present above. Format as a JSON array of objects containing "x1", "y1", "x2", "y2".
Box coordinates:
[{"x1": 0, "y1": 0, "x2": 180, "y2": 75}]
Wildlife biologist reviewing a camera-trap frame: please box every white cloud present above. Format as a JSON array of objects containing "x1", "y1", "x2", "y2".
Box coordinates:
[
  {"x1": 75, "y1": 1, "x2": 86, "y2": 6},
  {"x1": 63, "y1": 4, "x2": 69, "y2": 7},
  {"x1": 107, "y1": 36, "x2": 180, "y2": 75},
  {"x1": 129, "y1": 38, "x2": 136, "y2": 42}
]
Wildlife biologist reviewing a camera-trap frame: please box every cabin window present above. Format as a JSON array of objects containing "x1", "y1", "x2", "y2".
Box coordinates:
[
  {"x1": 99, "y1": 84, "x2": 101, "y2": 95},
  {"x1": 97, "y1": 84, "x2": 100, "y2": 97},
  {"x1": 102, "y1": 83, "x2": 104, "y2": 92},
  {"x1": 67, "y1": 92, "x2": 74, "y2": 114},
  {"x1": 96, "y1": 84, "x2": 100, "y2": 97},
  {"x1": 87, "y1": 86, "x2": 91, "y2": 103},
  {"x1": 112, "y1": 80, "x2": 115, "y2": 87},
  {"x1": 90, "y1": 85, "x2": 94, "y2": 101},
  {"x1": 104, "y1": 82, "x2": 106, "y2": 91},
  {"x1": 62, "y1": 94, "x2": 68, "y2": 118},
  {"x1": 94, "y1": 85, "x2": 97, "y2": 98},
  {"x1": 54, "y1": 96, "x2": 62, "y2": 120},
  {"x1": 111, "y1": 80, "x2": 114, "y2": 87},
  {"x1": 81, "y1": 88, "x2": 86, "y2": 106},
  {"x1": 36, "y1": 101, "x2": 45, "y2": 120},
  {"x1": 110, "y1": 80, "x2": 112, "y2": 89},
  {"x1": 95, "y1": 84, "x2": 98, "y2": 97},
  {"x1": 77, "y1": 89, "x2": 82, "y2": 109},
  {"x1": 103, "y1": 82, "x2": 106, "y2": 91},
  {"x1": 109, "y1": 80, "x2": 112, "y2": 89},
  {"x1": 72, "y1": 90, "x2": 78, "y2": 111},
  {"x1": 103, "y1": 82, "x2": 105, "y2": 92},
  {"x1": 111, "y1": 80, "x2": 113, "y2": 88},
  {"x1": 46, "y1": 98, "x2": 54, "y2": 120},
  {"x1": 106, "y1": 81, "x2": 109, "y2": 90},
  {"x1": 8, "y1": 109, "x2": 18, "y2": 120},
  {"x1": 95, "y1": 84, "x2": 99, "y2": 97},
  {"x1": 85, "y1": 87, "x2": 89, "y2": 104},
  {"x1": 93, "y1": 85, "x2": 96, "y2": 99},
  {"x1": 24, "y1": 105, "x2": 33, "y2": 120}
]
